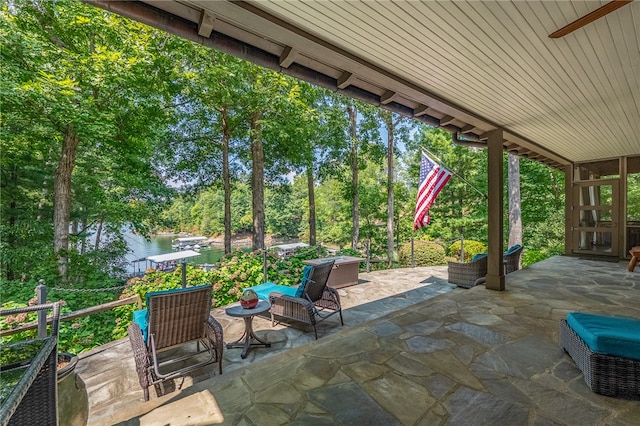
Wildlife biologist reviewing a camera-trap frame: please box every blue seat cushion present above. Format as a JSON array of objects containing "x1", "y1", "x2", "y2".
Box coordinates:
[
  {"x1": 471, "y1": 253, "x2": 487, "y2": 262},
  {"x1": 566, "y1": 312, "x2": 640, "y2": 361},
  {"x1": 133, "y1": 285, "x2": 212, "y2": 345},
  {"x1": 295, "y1": 265, "x2": 314, "y2": 297},
  {"x1": 133, "y1": 309, "x2": 149, "y2": 343},
  {"x1": 505, "y1": 244, "x2": 522, "y2": 255},
  {"x1": 247, "y1": 282, "x2": 297, "y2": 301}
]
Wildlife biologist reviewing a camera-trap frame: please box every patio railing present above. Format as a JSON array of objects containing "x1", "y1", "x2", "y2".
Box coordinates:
[{"x1": 0, "y1": 281, "x2": 141, "y2": 338}]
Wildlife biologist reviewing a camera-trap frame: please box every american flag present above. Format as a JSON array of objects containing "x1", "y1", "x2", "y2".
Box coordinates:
[{"x1": 414, "y1": 152, "x2": 452, "y2": 230}]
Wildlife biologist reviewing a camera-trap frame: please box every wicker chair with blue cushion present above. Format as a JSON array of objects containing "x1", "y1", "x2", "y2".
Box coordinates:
[
  {"x1": 504, "y1": 244, "x2": 523, "y2": 274},
  {"x1": 261, "y1": 260, "x2": 341, "y2": 339},
  {"x1": 447, "y1": 253, "x2": 488, "y2": 288},
  {"x1": 128, "y1": 285, "x2": 223, "y2": 401}
]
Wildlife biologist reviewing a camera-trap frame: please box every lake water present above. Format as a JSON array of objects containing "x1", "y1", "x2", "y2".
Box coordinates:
[{"x1": 124, "y1": 233, "x2": 227, "y2": 274}]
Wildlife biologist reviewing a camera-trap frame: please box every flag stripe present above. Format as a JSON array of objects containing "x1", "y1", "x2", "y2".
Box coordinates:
[{"x1": 414, "y1": 153, "x2": 452, "y2": 230}]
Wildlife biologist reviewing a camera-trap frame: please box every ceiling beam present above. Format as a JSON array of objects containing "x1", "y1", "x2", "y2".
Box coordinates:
[
  {"x1": 380, "y1": 90, "x2": 398, "y2": 105},
  {"x1": 198, "y1": 11, "x2": 215, "y2": 37},
  {"x1": 413, "y1": 105, "x2": 430, "y2": 117},
  {"x1": 459, "y1": 124, "x2": 475, "y2": 134},
  {"x1": 279, "y1": 46, "x2": 297, "y2": 68},
  {"x1": 439, "y1": 115, "x2": 455, "y2": 126},
  {"x1": 337, "y1": 72, "x2": 356, "y2": 89}
]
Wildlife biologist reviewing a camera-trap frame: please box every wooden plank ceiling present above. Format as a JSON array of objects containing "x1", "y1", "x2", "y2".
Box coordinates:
[{"x1": 89, "y1": 0, "x2": 640, "y2": 169}]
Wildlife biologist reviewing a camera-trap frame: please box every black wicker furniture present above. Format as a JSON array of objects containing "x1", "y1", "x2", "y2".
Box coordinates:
[
  {"x1": 128, "y1": 285, "x2": 223, "y2": 401},
  {"x1": 0, "y1": 302, "x2": 61, "y2": 426},
  {"x1": 268, "y1": 260, "x2": 342, "y2": 339},
  {"x1": 447, "y1": 255, "x2": 488, "y2": 288},
  {"x1": 560, "y1": 314, "x2": 640, "y2": 399}
]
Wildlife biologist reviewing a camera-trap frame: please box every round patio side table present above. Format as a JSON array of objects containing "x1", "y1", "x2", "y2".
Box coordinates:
[{"x1": 225, "y1": 300, "x2": 271, "y2": 359}]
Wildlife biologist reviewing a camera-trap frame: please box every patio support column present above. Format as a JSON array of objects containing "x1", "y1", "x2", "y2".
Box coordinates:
[
  {"x1": 564, "y1": 164, "x2": 573, "y2": 256},
  {"x1": 486, "y1": 129, "x2": 505, "y2": 291}
]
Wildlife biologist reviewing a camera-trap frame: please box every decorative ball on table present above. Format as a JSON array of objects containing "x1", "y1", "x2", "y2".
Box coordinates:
[{"x1": 240, "y1": 289, "x2": 259, "y2": 309}]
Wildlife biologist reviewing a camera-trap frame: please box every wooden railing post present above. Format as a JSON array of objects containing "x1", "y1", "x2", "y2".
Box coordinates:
[
  {"x1": 262, "y1": 249, "x2": 268, "y2": 284},
  {"x1": 36, "y1": 280, "x2": 47, "y2": 338}
]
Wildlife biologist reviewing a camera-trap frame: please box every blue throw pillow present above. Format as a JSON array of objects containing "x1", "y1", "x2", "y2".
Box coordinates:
[
  {"x1": 471, "y1": 253, "x2": 487, "y2": 262},
  {"x1": 295, "y1": 265, "x2": 314, "y2": 297}
]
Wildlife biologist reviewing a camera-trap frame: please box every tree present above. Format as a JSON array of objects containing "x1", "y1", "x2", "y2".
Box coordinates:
[
  {"x1": 507, "y1": 153, "x2": 523, "y2": 248},
  {"x1": 1, "y1": 1, "x2": 180, "y2": 280},
  {"x1": 162, "y1": 48, "x2": 254, "y2": 254},
  {"x1": 379, "y1": 111, "x2": 414, "y2": 267}
]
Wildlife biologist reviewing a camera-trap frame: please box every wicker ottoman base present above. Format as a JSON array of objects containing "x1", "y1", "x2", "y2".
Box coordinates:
[{"x1": 559, "y1": 319, "x2": 640, "y2": 399}]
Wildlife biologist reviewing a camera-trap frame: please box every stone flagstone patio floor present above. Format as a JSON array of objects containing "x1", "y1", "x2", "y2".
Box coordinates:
[{"x1": 77, "y1": 257, "x2": 640, "y2": 425}]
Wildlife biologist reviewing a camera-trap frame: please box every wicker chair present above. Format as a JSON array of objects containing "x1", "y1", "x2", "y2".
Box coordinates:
[
  {"x1": 268, "y1": 260, "x2": 343, "y2": 339},
  {"x1": 0, "y1": 302, "x2": 61, "y2": 426},
  {"x1": 447, "y1": 255, "x2": 488, "y2": 288},
  {"x1": 504, "y1": 245, "x2": 523, "y2": 274},
  {"x1": 128, "y1": 285, "x2": 223, "y2": 401}
]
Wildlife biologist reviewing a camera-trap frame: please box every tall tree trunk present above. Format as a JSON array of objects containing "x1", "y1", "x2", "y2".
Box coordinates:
[
  {"x1": 508, "y1": 153, "x2": 523, "y2": 250},
  {"x1": 250, "y1": 110, "x2": 265, "y2": 251},
  {"x1": 80, "y1": 218, "x2": 87, "y2": 254},
  {"x1": 386, "y1": 114, "x2": 395, "y2": 268},
  {"x1": 221, "y1": 108, "x2": 232, "y2": 254},
  {"x1": 348, "y1": 105, "x2": 359, "y2": 251},
  {"x1": 94, "y1": 216, "x2": 103, "y2": 251},
  {"x1": 54, "y1": 124, "x2": 80, "y2": 278},
  {"x1": 307, "y1": 165, "x2": 316, "y2": 246},
  {"x1": 71, "y1": 220, "x2": 78, "y2": 252}
]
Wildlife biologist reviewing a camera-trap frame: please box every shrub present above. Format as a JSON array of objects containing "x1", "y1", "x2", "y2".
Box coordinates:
[
  {"x1": 398, "y1": 240, "x2": 446, "y2": 267},
  {"x1": 447, "y1": 240, "x2": 487, "y2": 262}
]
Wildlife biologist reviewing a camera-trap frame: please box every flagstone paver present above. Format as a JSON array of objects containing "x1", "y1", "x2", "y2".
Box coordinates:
[{"x1": 77, "y1": 257, "x2": 640, "y2": 425}]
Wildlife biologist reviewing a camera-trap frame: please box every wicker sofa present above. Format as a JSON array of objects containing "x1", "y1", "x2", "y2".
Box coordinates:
[{"x1": 447, "y1": 254, "x2": 488, "y2": 288}]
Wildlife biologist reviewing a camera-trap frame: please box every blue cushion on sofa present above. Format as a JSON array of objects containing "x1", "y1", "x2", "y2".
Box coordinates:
[
  {"x1": 566, "y1": 312, "x2": 640, "y2": 361},
  {"x1": 471, "y1": 253, "x2": 487, "y2": 262}
]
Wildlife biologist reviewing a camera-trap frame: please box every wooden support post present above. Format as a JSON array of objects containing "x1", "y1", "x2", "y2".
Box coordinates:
[
  {"x1": 37, "y1": 280, "x2": 47, "y2": 338},
  {"x1": 486, "y1": 129, "x2": 505, "y2": 291},
  {"x1": 181, "y1": 260, "x2": 187, "y2": 288}
]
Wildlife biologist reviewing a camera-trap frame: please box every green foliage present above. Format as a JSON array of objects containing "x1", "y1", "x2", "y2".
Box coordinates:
[
  {"x1": 265, "y1": 185, "x2": 303, "y2": 238},
  {"x1": 1, "y1": 0, "x2": 179, "y2": 281},
  {"x1": 1, "y1": 276, "x2": 125, "y2": 354},
  {"x1": 447, "y1": 240, "x2": 487, "y2": 262},
  {"x1": 398, "y1": 240, "x2": 446, "y2": 267}
]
